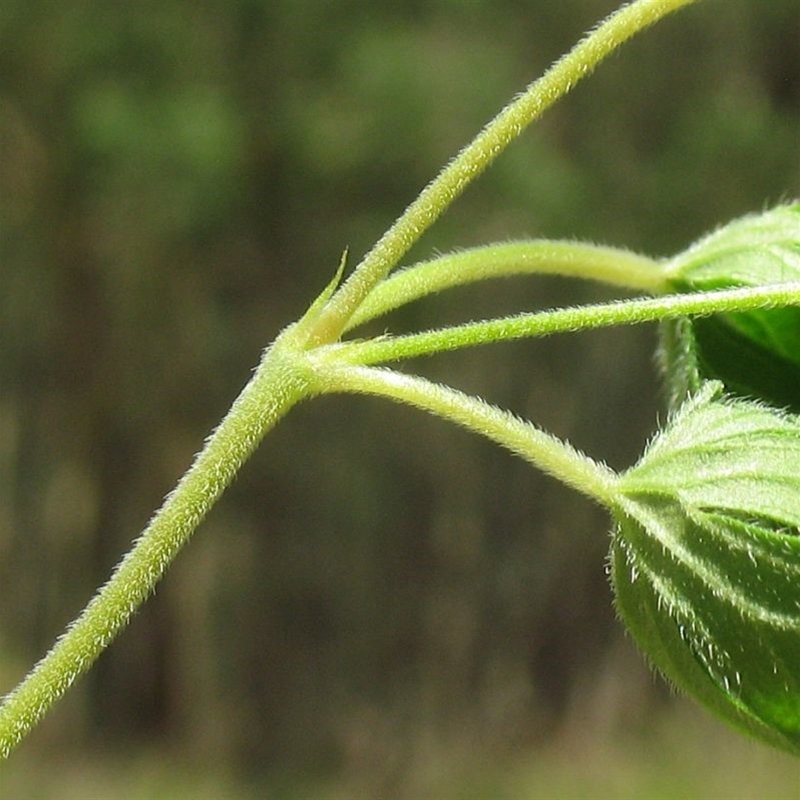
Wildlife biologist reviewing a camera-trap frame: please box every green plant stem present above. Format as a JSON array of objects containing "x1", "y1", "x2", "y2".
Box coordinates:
[
  {"x1": 346, "y1": 242, "x2": 666, "y2": 330},
  {"x1": 0, "y1": 337, "x2": 313, "y2": 759},
  {"x1": 334, "y1": 283, "x2": 800, "y2": 366},
  {"x1": 312, "y1": 362, "x2": 619, "y2": 506},
  {"x1": 0, "y1": 0, "x2": 703, "y2": 760},
  {"x1": 304, "y1": 0, "x2": 698, "y2": 346}
]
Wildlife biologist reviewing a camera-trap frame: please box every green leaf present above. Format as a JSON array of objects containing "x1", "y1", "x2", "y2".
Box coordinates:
[
  {"x1": 611, "y1": 382, "x2": 800, "y2": 754},
  {"x1": 660, "y1": 203, "x2": 800, "y2": 412}
]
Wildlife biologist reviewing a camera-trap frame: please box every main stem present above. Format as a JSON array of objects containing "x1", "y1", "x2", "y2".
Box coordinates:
[
  {"x1": 0, "y1": 337, "x2": 312, "y2": 758},
  {"x1": 0, "y1": 0, "x2": 701, "y2": 759},
  {"x1": 303, "y1": 0, "x2": 697, "y2": 346}
]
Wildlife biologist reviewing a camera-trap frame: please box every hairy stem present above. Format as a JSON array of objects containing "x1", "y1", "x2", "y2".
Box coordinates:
[
  {"x1": 304, "y1": 0, "x2": 698, "y2": 346},
  {"x1": 0, "y1": 0, "x2": 702, "y2": 759},
  {"x1": 334, "y1": 283, "x2": 800, "y2": 366},
  {"x1": 312, "y1": 363, "x2": 620, "y2": 507},
  {"x1": 0, "y1": 337, "x2": 313, "y2": 758},
  {"x1": 346, "y1": 241, "x2": 665, "y2": 330}
]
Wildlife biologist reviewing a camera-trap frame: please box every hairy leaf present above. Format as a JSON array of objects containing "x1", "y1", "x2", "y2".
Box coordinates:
[
  {"x1": 612, "y1": 382, "x2": 800, "y2": 754},
  {"x1": 660, "y1": 203, "x2": 800, "y2": 411}
]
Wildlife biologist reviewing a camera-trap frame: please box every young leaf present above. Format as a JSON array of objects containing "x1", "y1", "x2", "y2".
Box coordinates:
[
  {"x1": 659, "y1": 203, "x2": 800, "y2": 411},
  {"x1": 611, "y1": 382, "x2": 800, "y2": 754}
]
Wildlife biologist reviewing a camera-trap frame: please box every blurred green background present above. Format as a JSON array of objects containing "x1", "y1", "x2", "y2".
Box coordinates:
[{"x1": 1, "y1": 0, "x2": 798, "y2": 797}]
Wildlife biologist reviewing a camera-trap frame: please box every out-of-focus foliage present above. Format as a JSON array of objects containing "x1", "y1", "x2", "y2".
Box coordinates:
[{"x1": 0, "y1": 0, "x2": 797, "y2": 791}]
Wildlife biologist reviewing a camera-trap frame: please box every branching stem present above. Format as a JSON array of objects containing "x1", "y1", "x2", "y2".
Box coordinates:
[
  {"x1": 335, "y1": 283, "x2": 800, "y2": 366},
  {"x1": 305, "y1": 0, "x2": 698, "y2": 346},
  {"x1": 0, "y1": 0, "x2": 704, "y2": 760},
  {"x1": 312, "y1": 363, "x2": 620, "y2": 507},
  {"x1": 346, "y1": 241, "x2": 666, "y2": 331}
]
